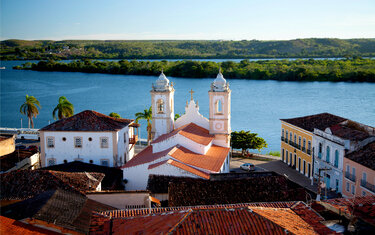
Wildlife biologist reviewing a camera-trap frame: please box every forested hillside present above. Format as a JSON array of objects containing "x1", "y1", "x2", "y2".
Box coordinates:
[{"x1": 2, "y1": 38, "x2": 375, "y2": 60}]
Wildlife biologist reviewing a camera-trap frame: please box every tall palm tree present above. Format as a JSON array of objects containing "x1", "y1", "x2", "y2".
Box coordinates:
[
  {"x1": 20, "y1": 94, "x2": 41, "y2": 129},
  {"x1": 109, "y1": 112, "x2": 121, "y2": 118},
  {"x1": 135, "y1": 106, "x2": 152, "y2": 144},
  {"x1": 52, "y1": 96, "x2": 74, "y2": 120}
]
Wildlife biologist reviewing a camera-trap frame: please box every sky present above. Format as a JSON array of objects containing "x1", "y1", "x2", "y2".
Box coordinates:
[{"x1": 1, "y1": 0, "x2": 375, "y2": 40}]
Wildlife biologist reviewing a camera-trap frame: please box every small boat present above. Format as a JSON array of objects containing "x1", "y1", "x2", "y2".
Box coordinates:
[{"x1": 0, "y1": 67, "x2": 5, "y2": 69}]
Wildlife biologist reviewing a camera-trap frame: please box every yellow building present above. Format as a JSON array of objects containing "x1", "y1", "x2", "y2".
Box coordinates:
[{"x1": 280, "y1": 113, "x2": 347, "y2": 179}]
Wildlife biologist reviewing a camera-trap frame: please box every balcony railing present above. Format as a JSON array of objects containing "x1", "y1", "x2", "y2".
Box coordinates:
[
  {"x1": 345, "y1": 171, "x2": 356, "y2": 182},
  {"x1": 361, "y1": 179, "x2": 375, "y2": 193},
  {"x1": 129, "y1": 136, "x2": 138, "y2": 144},
  {"x1": 281, "y1": 136, "x2": 285, "y2": 141},
  {"x1": 307, "y1": 149, "x2": 311, "y2": 155},
  {"x1": 302, "y1": 147, "x2": 306, "y2": 152}
]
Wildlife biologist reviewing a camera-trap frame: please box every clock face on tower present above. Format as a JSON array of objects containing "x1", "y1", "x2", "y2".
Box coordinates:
[{"x1": 215, "y1": 122, "x2": 223, "y2": 130}]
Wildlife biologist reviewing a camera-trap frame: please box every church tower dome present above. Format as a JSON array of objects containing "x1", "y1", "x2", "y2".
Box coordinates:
[
  {"x1": 150, "y1": 71, "x2": 175, "y2": 140},
  {"x1": 211, "y1": 69, "x2": 228, "y2": 92},
  {"x1": 153, "y1": 70, "x2": 171, "y2": 91}
]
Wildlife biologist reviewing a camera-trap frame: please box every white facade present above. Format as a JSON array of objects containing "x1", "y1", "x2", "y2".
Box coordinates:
[
  {"x1": 313, "y1": 128, "x2": 345, "y2": 193},
  {"x1": 41, "y1": 126, "x2": 135, "y2": 167}
]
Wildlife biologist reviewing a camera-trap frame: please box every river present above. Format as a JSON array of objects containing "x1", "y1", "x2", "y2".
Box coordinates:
[{"x1": 1, "y1": 60, "x2": 374, "y2": 153}]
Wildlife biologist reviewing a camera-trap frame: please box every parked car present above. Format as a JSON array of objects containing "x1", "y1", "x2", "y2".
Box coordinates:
[{"x1": 240, "y1": 163, "x2": 255, "y2": 171}]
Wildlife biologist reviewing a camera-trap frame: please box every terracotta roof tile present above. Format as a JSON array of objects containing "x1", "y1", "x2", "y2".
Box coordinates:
[
  {"x1": 0, "y1": 170, "x2": 104, "y2": 200},
  {"x1": 291, "y1": 202, "x2": 338, "y2": 235},
  {"x1": 40, "y1": 110, "x2": 134, "y2": 131},
  {"x1": 0, "y1": 149, "x2": 38, "y2": 172},
  {"x1": 330, "y1": 124, "x2": 370, "y2": 141},
  {"x1": 1, "y1": 189, "x2": 115, "y2": 234},
  {"x1": 168, "y1": 159, "x2": 210, "y2": 179},
  {"x1": 320, "y1": 196, "x2": 375, "y2": 226},
  {"x1": 0, "y1": 215, "x2": 61, "y2": 235},
  {"x1": 170, "y1": 145, "x2": 230, "y2": 172},
  {"x1": 152, "y1": 123, "x2": 214, "y2": 145},
  {"x1": 281, "y1": 113, "x2": 347, "y2": 132},
  {"x1": 122, "y1": 145, "x2": 174, "y2": 168},
  {"x1": 345, "y1": 141, "x2": 375, "y2": 170},
  {"x1": 42, "y1": 161, "x2": 124, "y2": 190},
  {"x1": 168, "y1": 176, "x2": 308, "y2": 207}
]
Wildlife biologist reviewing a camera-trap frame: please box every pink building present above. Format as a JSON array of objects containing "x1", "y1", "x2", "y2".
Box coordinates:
[{"x1": 342, "y1": 141, "x2": 375, "y2": 197}]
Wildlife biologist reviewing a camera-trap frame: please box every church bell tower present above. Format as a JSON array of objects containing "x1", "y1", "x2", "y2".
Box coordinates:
[
  {"x1": 150, "y1": 71, "x2": 175, "y2": 140},
  {"x1": 208, "y1": 70, "x2": 231, "y2": 147}
]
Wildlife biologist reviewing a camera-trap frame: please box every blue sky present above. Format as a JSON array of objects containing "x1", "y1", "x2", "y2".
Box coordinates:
[{"x1": 1, "y1": 0, "x2": 375, "y2": 40}]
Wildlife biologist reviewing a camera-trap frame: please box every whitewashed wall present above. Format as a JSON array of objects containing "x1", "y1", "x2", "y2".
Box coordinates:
[
  {"x1": 87, "y1": 192, "x2": 150, "y2": 209},
  {"x1": 152, "y1": 134, "x2": 211, "y2": 155},
  {"x1": 175, "y1": 101, "x2": 209, "y2": 130},
  {"x1": 43, "y1": 131, "x2": 114, "y2": 166}
]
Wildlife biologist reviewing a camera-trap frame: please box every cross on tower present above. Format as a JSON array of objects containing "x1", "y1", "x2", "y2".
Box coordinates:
[{"x1": 189, "y1": 89, "x2": 194, "y2": 100}]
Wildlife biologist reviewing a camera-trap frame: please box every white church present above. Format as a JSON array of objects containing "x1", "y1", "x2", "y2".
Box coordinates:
[{"x1": 122, "y1": 71, "x2": 232, "y2": 190}]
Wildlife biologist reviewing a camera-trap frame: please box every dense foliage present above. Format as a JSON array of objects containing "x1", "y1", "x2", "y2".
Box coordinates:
[
  {"x1": 14, "y1": 58, "x2": 375, "y2": 82},
  {"x1": 2, "y1": 38, "x2": 375, "y2": 60},
  {"x1": 231, "y1": 130, "x2": 268, "y2": 154}
]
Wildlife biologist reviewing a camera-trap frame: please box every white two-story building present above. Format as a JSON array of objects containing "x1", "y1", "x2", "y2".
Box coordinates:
[
  {"x1": 313, "y1": 119, "x2": 375, "y2": 194},
  {"x1": 39, "y1": 110, "x2": 139, "y2": 167}
]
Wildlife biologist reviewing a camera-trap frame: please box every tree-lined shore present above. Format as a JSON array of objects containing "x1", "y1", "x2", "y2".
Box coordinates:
[
  {"x1": 2, "y1": 38, "x2": 375, "y2": 60},
  {"x1": 14, "y1": 58, "x2": 375, "y2": 82}
]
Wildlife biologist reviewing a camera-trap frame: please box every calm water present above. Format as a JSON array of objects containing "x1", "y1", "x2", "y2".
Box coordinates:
[{"x1": 1, "y1": 60, "x2": 375, "y2": 152}]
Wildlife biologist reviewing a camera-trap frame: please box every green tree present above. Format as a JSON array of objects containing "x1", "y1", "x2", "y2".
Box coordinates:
[
  {"x1": 174, "y1": 113, "x2": 181, "y2": 121},
  {"x1": 20, "y1": 94, "x2": 41, "y2": 128},
  {"x1": 52, "y1": 96, "x2": 74, "y2": 120},
  {"x1": 135, "y1": 107, "x2": 152, "y2": 144},
  {"x1": 109, "y1": 112, "x2": 121, "y2": 118},
  {"x1": 231, "y1": 130, "x2": 268, "y2": 155}
]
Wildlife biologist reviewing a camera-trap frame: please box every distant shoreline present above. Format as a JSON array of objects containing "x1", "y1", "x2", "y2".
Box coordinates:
[{"x1": 13, "y1": 58, "x2": 375, "y2": 82}]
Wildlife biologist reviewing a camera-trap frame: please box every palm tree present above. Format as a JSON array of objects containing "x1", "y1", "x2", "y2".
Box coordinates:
[
  {"x1": 20, "y1": 94, "x2": 41, "y2": 128},
  {"x1": 109, "y1": 112, "x2": 121, "y2": 118},
  {"x1": 52, "y1": 96, "x2": 74, "y2": 120},
  {"x1": 135, "y1": 106, "x2": 152, "y2": 144}
]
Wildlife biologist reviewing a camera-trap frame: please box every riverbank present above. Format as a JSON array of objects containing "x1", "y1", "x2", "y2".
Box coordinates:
[{"x1": 14, "y1": 58, "x2": 375, "y2": 82}]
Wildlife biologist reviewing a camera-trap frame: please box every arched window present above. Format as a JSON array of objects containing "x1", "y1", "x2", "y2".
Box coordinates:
[
  {"x1": 294, "y1": 134, "x2": 297, "y2": 144},
  {"x1": 289, "y1": 132, "x2": 292, "y2": 142},
  {"x1": 216, "y1": 100, "x2": 223, "y2": 114},
  {"x1": 157, "y1": 99, "x2": 164, "y2": 113},
  {"x1": 334, "y1": 150, "x2": 339, "y2": 167},
  {"x1": 326, "y1": 146, "x2": 330, "y2": 163}
]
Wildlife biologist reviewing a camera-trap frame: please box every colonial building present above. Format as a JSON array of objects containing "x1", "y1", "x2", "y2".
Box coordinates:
[
  {"x1": 313, "y1": 118, "x2": 375, "y2": 194},
  {"x1": 280, "y1": 113, "x2": 348, "y2": 179},
  {"x1": 122, "y1": 71, "x2": 231, "y2": 190},
  {"x1": 39, "y1": 110, "x2": 139, "y2": 167}
]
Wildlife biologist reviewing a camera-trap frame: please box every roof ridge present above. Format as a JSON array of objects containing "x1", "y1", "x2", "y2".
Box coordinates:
[{"x1": 167, "y1": 209, "x2": 193, "y2": 234}]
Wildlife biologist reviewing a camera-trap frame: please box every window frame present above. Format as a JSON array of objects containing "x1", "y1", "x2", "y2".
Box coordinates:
[
  {"x1": 74, "y1": 136, "x2": 83, "y2": 148},
  {"x1": 100, "y1": 137, "x2": 109, "y2": 148},
  {"x1": 100, "y1": 158, "x2": 110, "y2": 167},
  {"x1": 46, "y1": 136, "x2": 55, "y2": 148},
  {"x1": 47, "y1": 158, "x2": 56, "y2": 166}
]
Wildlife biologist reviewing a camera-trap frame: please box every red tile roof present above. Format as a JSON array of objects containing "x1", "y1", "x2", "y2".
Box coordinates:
[
  {"x1": 0, "y1": 149, "x2": 38, "y2": 172},
  {"x1": 40, "y1": 110, "x2": 134, "y2": 131},
  {"x1": 281, "y1": 113, "x2": 347, "y2": 132},
  {"x1": 170, "y1": 145, "x2": 230, "y2": 172},
  {"x1": 0, "y1": 170, "x2": 104, "y2": 200},
  {"x1": 168, "y1": 159, "x2": 210, "y2": 179},
  {"x1": 152, "y1": 123, "x2": 214, "y2": 145},
  {"x1": 92, "y1": 202, "x2": 336, "y2": 235},
  {"x1": 123, "y1": 144, "x2": 229, "y2": 175},
  {"x1": 320, "y1": 196, "x2": 375, "y2": 226},
  {"x1": 0, "y1": 216, "x2": 61, "y2": 235},
  {"x1": 329, "y1": 124, "x2": 370, "y2": 141},
  {"x1": 291, "y1": 201, "x2": 338, "y2": 235},
  {"x1": 122, "y1": 145, "x2": 174, "y2": 168},
  {"x1": 345, "y1": 141, "x2": 375, "y2": 170},
  {"x1": 100, "y1": 201, "x2": 298, "y2": 218}
]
